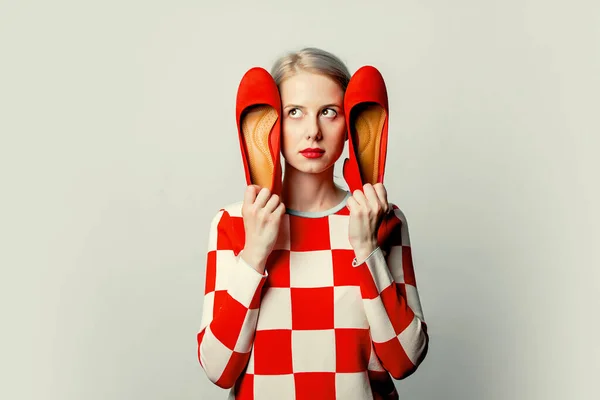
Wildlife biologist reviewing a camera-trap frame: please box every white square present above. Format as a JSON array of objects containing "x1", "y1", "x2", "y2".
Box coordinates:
[
  {"x1": 367, "y1": 342, "x2": 385, "y2": 371},
  {"x1": 364, "y1": 248, "x2": 393, "y2": 293},
  {"x1": 362, "y1": 297, "x2": 396, "y2": 343},
  {"x1": 327, "y1": 214, "x2": 352, "y2": 250},
  {"x1": 333, "y1": 286, "x2": 369, "y2": 329},
  {"x1": 256, "y1": 287, "x2": 292, "y2": 330},
  {"x1": 398, "y1": 315, "x2": 426, "y2": 365},
  {"x1": 234, "y1": 308, "x2": 259, "y2": 353},
  {"x1": 387, "y1": 245, "x2": 404, "y2": 283},
  {"x1": 405, "y1": 284, "x2": 424, "y2": 321},
  {"x1": 199, "y1": 291, "x2": 215, "y2": 332},
  {"x1": 246, "y1": 347, "x2": 255, "y2": 374},
  {"x1": 214, "y1": 250, "x2": 236, "y2": 291},
  {"x1": 199, "y1": 325, "x2": 233, "y2": 382},
  {"x1": 222, "y1": 202, "x2": 243, "y2": 218},
  {"x1": 253, "y1": 374, "x2": 296, "y2": 399},
  {"x1": 228, "y1": 256, "x2": 266, "y2": 308},
  {"x1": 289, "y1": 250, "x2": 334, "y2": 288},
  {"x1": 335, "y1": 372, "x2": 371, "y2": 400},
  {"x1": 273, "y1": 214, "x2": 291, "y2": 250},
  {"x1": 291, "y1": 329, "x2": 335, "y2": 372}
]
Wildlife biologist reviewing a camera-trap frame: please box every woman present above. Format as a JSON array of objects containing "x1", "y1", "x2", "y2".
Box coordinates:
[{"x1": 197, "y1": 48, "x2": 428, "y2": 399}]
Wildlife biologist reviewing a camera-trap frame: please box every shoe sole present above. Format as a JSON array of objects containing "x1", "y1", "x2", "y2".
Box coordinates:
[
  {"x1": 352, "y1": 103, "x2": 387, "y2": 185},
  {"x1": 241, "y1": 105, "x2": 278, "y2": 189}
]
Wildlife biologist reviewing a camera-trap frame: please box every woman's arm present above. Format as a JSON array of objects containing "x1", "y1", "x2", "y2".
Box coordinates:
[
  {"x1": 353, "y1": 205, "x2": 429, "y2": 380},
  {"x1": 196, "y1": 208, "x2": 267, "y2": 389}
]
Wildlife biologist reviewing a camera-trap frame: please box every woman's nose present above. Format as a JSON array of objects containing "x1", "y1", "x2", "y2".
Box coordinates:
[{"x1": 305, "y1": 115, "x2": 322, "y2": 140}]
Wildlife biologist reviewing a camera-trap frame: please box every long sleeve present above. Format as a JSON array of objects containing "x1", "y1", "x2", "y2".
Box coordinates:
[
  {"x1": 353, "y1": 205, "x2": 429, "y2": 380},
  {"x1": 196, "y1": 208, "x2": 267, "y2": 389}
]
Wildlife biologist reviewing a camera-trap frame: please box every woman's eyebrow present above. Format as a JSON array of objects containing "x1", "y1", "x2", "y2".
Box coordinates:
[
  {"x1": 283, "y1": 103, "x2": 341, "y2": 109},
  {"x1": 283, "y1": 104, "x2": 305, "y2": 110}
]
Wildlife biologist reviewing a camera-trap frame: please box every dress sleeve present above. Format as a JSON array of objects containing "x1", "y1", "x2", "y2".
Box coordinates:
[
  {"x1": 352, "y1": 205, "x2": 429, "y2": 380},
  {"x1": 196, "y1": 209, "x2": 267, "y2": 389}
]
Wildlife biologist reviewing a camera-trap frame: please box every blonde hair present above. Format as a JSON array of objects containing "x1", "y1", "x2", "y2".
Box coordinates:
[{"x1": 270, "y1": 47, "x2": 351, "y2": 91}]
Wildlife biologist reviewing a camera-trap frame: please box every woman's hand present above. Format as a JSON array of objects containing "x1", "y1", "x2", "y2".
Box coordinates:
[
  {"x1": 241, "y1": 185, "x2": 286, "y2": 274},
  {"x1": 347, "y1": 183, "x2": 390, "y2": 263}
]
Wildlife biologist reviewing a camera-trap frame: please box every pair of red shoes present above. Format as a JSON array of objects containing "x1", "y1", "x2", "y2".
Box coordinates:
[{"x1": 235, "y1": 66, "x2": 389, "y2": 195}]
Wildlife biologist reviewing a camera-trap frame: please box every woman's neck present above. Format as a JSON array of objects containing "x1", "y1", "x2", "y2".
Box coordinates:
[{"x1": 281, "y1": 163, "x2": 347, "y2": 212}]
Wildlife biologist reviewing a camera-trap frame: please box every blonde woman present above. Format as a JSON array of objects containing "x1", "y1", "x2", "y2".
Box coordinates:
[{"x1": 197, "y1": 48, "x2": 428, "y2": 399}]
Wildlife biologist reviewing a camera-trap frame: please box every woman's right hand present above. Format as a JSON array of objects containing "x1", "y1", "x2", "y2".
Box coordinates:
[{"x1": 240, "y1": 185, "x2": 286, "y2": 273}]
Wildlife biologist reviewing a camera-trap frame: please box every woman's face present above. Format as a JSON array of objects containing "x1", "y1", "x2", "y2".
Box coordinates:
[{"x1": 279, "y1": 71, "x2": 346, "y2": 176}]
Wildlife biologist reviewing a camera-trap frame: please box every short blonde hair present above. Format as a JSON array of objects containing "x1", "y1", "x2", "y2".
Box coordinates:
[{"x1": 270, "y1": 47, "x2": 351, "y2": 91}]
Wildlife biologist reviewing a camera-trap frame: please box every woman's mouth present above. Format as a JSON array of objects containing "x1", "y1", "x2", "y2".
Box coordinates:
[{"x1": 300, "y1": 148, "x2": 325, "y2": 159}]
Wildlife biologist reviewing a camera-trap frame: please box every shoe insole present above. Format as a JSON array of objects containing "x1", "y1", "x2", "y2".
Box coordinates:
[
  {"x1": 241, "y1": 105, "x2": 278, "y2": 189},
  {"x1": 352, "y1": 104, "x2": 387, "y2": 185}
]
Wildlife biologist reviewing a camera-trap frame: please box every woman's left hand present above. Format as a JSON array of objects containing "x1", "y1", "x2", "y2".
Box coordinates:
[{"x1": 347, "y1": 183, "x2": 390, "y2": 262}]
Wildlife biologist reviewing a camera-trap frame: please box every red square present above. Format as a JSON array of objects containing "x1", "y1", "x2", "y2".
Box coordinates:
[
  {"x1": 373, "y1": 337, "x2": 414, "y2": 377},
  {"x1": 216, "y1": 211, "x2": 234, "y2": 250},
  {"x1": 210, "y1": 294, "x2": 248, "y2": 350},
  {"x1": 402, "y1": 247, "x2": 416, "y2": 286},
  {"x1": 204, "y1": 250, "x2": 216, "y2": 294},
  {"x1": 216, "y1": 211, "x2": 245, "y2": 254},
  {"x1": 332, "y1": 249, "x2": 358, "y2": 286},
  {"x1": 218, "y1": 351, "x2": 251, "y2": 388},
  {"x1": 354, "y1": 263, "x2": 379, "y2": 300},
  {"x1": 264, "y1": 250, "x2": 290, "y2": 288},
  {"x1": 379, "y1": 212, "x2": 401, "y2": 248},
  {"x1": 253, "y1": 329, "x2": 293, "y2": 374},
  {"x1": 397, "y1": 282, "x2": 407, "y2": 302},
  {"x1": 213, "y1": 290, "x2": 228, "y2": 315},
  {"x1": 335, "y1": 328, "x2": 371, "y2": 372},
  {"x1": 234, "y1": 373, "x2": 254, "y2": 400},
  {"x1": 335, "y1": 205, "x2": 350, "y2": 216},
  {"x1": 229, "y1": 214, "x2": 246, "y2": 254},
  {"x1": 380, "y1": 284, "x2": 414, "y2": 335},
  {"x1": 291, "y1": 287, "x2": 334, "y2": 330},
  {"x1": 294, "y1": 372, "x2": 335, "y2": 400},
  {"x1": 289, "y1": 215, "x2": 331, "y2": 251}
]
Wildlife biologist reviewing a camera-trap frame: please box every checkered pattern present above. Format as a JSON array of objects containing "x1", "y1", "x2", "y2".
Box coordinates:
[{"x1": 197, "y1": 201, "x2": 428, "y2": 399}]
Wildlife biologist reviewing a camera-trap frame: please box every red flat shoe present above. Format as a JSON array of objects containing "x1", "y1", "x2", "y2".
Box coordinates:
[
  {"x1": 343, "y1": 65, "x2": 389, "y2": 193},
  {"x1": 235, "y1": 67, "x2": 283, "y2": 195}
]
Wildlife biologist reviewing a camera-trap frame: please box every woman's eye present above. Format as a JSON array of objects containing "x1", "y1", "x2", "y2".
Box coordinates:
[
  {"x1": 288, "y1": 108, "x2": 303, "y2": 118},
  {"x1": 321, "y1": 108, "x2": 337, "y2": 118}
]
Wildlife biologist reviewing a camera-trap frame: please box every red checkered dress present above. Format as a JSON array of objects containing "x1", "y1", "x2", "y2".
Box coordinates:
[{"x1": 197, "y1": 198, "x2": 428, "y2": 399}]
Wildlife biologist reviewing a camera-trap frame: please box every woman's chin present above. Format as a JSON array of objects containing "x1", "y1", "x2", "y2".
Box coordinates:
[{"x1": 287, "y1": 160, "x2": 334, "y2": 176}]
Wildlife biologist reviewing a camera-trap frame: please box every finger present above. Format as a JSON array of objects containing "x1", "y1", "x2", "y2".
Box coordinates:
[
  {"x1": 253, "y1": 187, "x2": 271, "y2": 208},
  {"x1": 352, "y1": 189, "x2": 366, "y2": 206},
  {"x1": 244, "y1": 185, "x2": 258, "y2": 205},
  {"x1": 346, "y1": 195, "x2": 358, "y2": 212},
  {"x1": 363, "y1": 184, "x2": 382, "y2": 212},
  {"x1": 275, "y1": 201, "x2": 286, "y2": 216},
  {"x1": 373, "y1": 183, "x2": 389, "y2": 213},
  {"x1": 263, "y1": 194, "x2": 281, "y2": 214}
]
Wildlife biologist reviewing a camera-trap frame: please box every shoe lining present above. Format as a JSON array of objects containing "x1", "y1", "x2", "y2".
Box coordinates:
[
  {"x1": 353, "y1": 104, "x2": 387, "y2": 185},
  {"x1": 241, "y1": 105, "x2": 278, "y2": 189}
]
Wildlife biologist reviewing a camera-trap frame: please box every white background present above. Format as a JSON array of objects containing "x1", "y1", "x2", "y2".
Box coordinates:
[{"x1": 1, "y1": 0, "x2": 599, "y2": 399}]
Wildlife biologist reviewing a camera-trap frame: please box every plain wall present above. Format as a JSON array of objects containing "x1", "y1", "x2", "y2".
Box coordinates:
[{"x1": 1, "y1": 0, "x2": 599, "y2": 399}]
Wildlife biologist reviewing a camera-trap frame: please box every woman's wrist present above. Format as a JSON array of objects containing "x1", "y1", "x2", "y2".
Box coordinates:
[
  {"x1": 352, "y1": 239, "x2": 378, "y2": 265},
  {"x1": 241, "y1": 247, "x2": 268, "y2": 274}
]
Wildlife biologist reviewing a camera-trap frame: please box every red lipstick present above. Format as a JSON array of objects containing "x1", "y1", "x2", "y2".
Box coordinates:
[{"x1": 300, "y1": 148, "x2": 325, "y2": 159}]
